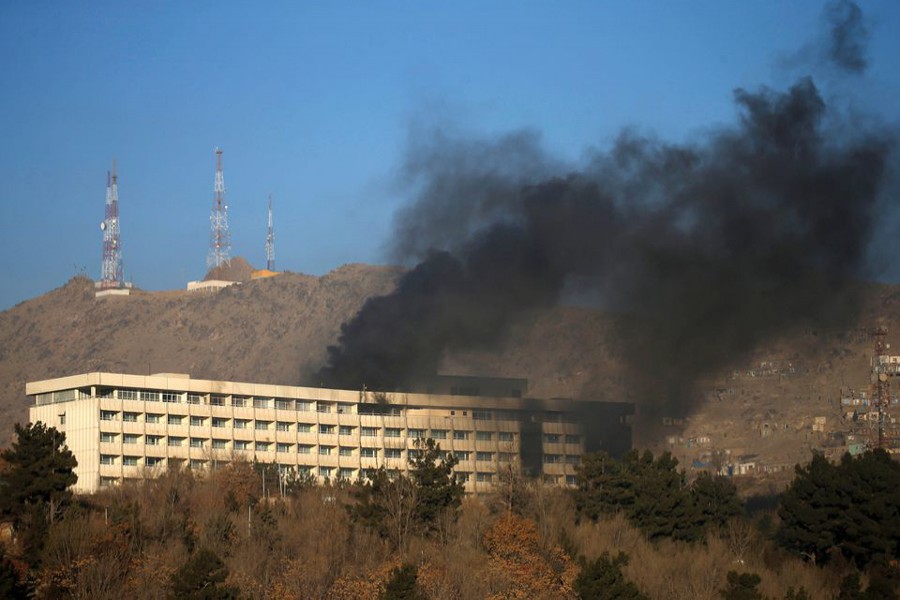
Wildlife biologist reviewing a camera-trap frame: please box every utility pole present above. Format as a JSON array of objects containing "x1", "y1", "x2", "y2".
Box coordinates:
[{"x1": 207, "y1": 147, "x2": 231, "y2": 271}]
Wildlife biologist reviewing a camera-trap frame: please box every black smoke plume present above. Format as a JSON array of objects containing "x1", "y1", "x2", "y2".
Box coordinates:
[
  {"x1": 317, "y1": 77, "x2": 894, "y2": 415},
  {"x1": 824, "y1": 0, "x2": 869, "y2": 74}
]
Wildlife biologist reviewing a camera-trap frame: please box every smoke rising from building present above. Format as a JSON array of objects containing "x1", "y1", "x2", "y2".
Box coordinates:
[
  {"x1": 318, "y1": 3, "x2": 896, "y2": 415},
  {"x1": 318, "y1": 76, "x2": 895, "y2": 415}
]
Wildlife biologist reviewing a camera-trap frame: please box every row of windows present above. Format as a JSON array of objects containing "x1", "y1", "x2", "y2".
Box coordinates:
[{"x1": 98, "y1": 411, "x2": 520, "y2": 441}]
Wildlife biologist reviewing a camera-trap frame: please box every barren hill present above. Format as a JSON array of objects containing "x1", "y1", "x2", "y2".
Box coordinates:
[{"x1": 1, "y1": 264, "x2": 898, "y2": 487}]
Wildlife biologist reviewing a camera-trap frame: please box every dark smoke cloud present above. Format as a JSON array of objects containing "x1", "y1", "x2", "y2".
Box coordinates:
[
  {"x1": 824, "y1": 0, "x2": 869, "y2": 74},
  {"x1": 318, "y1": 77, "x2": 895, "y2": 415}
]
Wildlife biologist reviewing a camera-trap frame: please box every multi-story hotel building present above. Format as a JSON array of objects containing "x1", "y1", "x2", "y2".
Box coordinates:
[{"x1": 26, "y1": 372, "x2": 632, "y2": 494}]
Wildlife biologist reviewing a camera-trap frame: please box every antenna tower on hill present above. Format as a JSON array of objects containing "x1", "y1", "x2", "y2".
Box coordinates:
[
  {"x1": 207, "y1": 147, "x2": 231, "y2": 271},
  {"x1": 99, "y1": 160, "x2": 124, "y2": 289},
  {"x1": 266, "y1": 194, "x2": 275, "y2": 271}
]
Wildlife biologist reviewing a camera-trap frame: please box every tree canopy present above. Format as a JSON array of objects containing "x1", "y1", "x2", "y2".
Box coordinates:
[
  {"x1": 0, "y1": 422, "x2": 77, "y2": 525},
  {"x1": 777, "y1": 450, "x2": 900, "y2": 568}
]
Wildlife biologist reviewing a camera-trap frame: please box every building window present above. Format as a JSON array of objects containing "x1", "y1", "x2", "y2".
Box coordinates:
[
  {"x1": 190, "y1": 437, "x2": 206, "y2": 448},
  {"x1": 385, "y1": 449, "x2": 402, "y2": 459},
  {"x1": 476, "y1": 472, "x2": 493, "y2": 483},
  {"x1": 361, "y1": 448, "x2": 378, "y2": 458},
  {"x1": 140, "y1": 391, "x2": 160, "y2": 402},
  {"x1": 100, "y1": 476, "x2": 119, "y2": 487},
  {"x1": 231, "y1": 396, "x2": 247, "y2": 408},
  {"x1": 253, "y1": 397, "x2": 271, "y2": 409},
  {"x1": 339, "y1": 425, "x2": 354, "y2": 436},
  {"x1": 339, "y1": 447, "x2": 354, "y2": 457},
  {"x1": 212, "y1": 439, "x2": 228, "y2": 449},
  {"x1": 319, "y1": 446, "x2": 333, "y2": 456},
  {"x1": 384, "y1": 428, "x2": 402, "y2": 438},
  {"x1": 100, "y1": 410, "x2": 118, "y2": 421},
  {"x1": 297, "y1": 401, "x2": 313, "y2": 412},
  {"x1": 168, "y1": 437, "x2": 185, "y2": 447},
  {"x1": 565, "y1": 434, "x2": 581, "y2": 444},
  {"x1": 499, "y1": 432, "x2": 515, "y2": 442},
  {"x1": 431, "y1": 429, "x2": 448, "y2": 440},
  {"x1": 123, "y1": 412, "x2": 139, "y2": 423},
  {"x1": 100, "y1": 454, "x2": 117, "y2": 465},
  {"x1": 146, "y1": 457, "x2": 163, "y2": 467},
  {"x1": 565, "y1": 475, "x2": 577, "y2": 486},
  {"x1": 339, "y1": 468, "x2": 355, "y2": 480},
  {"x1": 499, "y1": 452, "x2": 515, "y2": 463},
  {"x1": 275, "y1": 399, "x2": 293, "y2": 410},
  {"x1": 277, "y1": 421, "x2": 291, "y2": 432},
  {"x1": 146, "y1": 435, "x2": 163, "y2": 446},
  {"x1": 255, "y1": 421, "x2": 271, "y2": 431},
  {"x1": 101, "y1": 432, "x2": 118, "y2": 443},
  {"x1": 298, "y1": 423, "x2": 312, "y2": 433},
  {"x1": 210, "y1": 395, "x2": 225, "y2": 406},
  {"x1": 167, "y1": 415, "x2": 184, "y2": 426},
  {"x1": 59, "y1": 413, "x2": 66, "y2": 425},
  {"x1": 543, "y1": 475, "x2": 559, "y2": 484},
  {"x1": 212, "y1": 417, "x2": 228, "y2": 428},
  {"x1": 233, "y1": 440, "x2": 249, "y2": 450},
  {"x1": 565, "y1": 455, "x2": 580, "y2": 465},
  {"x1": 297, "y1": 445, "x2": 313, "y2": 454},
  {"x1": 337, "y1": 403, "x2": 352, "y2": 414},
  {"x1": 190, "y1": 416, "x2": 206, "y2": 427},
  {"x1": 234, "y1": 419, "x2": 249, "y2": 429},
  {"x1": 361, "y1": 427, "x2": 378, "y2": 437},
  {"x1": 123, "y1": 456, "x2": 139, "y2": 466},
  {"x1": 317, "y1": 403, "x2": 333, "y2": 413},
  {"x1": 319, "y1": 467, "x2": 333, "y2": 479},
  {"x1": 187, "y1": 393, "x2": 203, "y2": 404},
  {"x1": 319, "y1": 424, "x2": 335, "y2": 435},
  {"x1": 255, "y1": 442, "x2": 271, "y2": 452},
  {"x1": 118, "y1": 389, "x2": 138, "y2": 400},
  {"x1": 476, "y1": 452, "x2": 493, "y2": 462},
  {"x1": 190, "y1": 459, "x2": 207, "y2": 470},
  {"x1": 123, "y1": 434, "x2": 140, "y2": 445},
  {"x1": 408, "y1": 428, "x2": 426, "y2": 439},
  {"x1": 161, "y1": 392, "x2": 180, "y2": 403},
  {"x1": 473, "y1": 410, "x2": 492, "y2": 421},
  {"x1": 277, "y1": 443, "x2": 292, "y2": 453},
  {"x1": 476, "y1": 431, "x2": 493, "y2": 441},
  {"x1": 454, "y1": 451, "x2": 470, "y2": 461},
  {"x1": 146, "y1": 413, "x2": 162, "y2": 424},
  {"x1": 543, "y1": 454, "x2": 561, "y2": 464},
  {"x1": 456, "y1": 472, "x2": 471, "y2": 483},
  {"x1": 453, "y1": 431, "x2": 470, "y2": 441}
]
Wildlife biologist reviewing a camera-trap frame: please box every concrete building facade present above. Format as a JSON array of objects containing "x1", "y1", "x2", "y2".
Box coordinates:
[{"x1": 27, "y1": 372, "x2": 632, "y2": 494}]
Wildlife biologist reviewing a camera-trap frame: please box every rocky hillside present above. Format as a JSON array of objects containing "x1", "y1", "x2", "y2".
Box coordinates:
[{"x1": 2, "y1": 264, "x2": 898, "y2": 485}]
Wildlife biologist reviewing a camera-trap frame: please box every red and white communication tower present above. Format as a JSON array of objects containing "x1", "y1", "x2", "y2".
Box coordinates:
[
  {"x1": 99, "y1": 161, "x2": 124, "y2": 289},
  {"x1": 207, "y1": 147, "x2": 231, "y2": 271}
]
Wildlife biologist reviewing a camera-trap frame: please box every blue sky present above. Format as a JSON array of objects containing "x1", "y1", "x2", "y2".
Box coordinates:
[{"x1": 1, "y1": 2, "x2": 898, "y2": 310}]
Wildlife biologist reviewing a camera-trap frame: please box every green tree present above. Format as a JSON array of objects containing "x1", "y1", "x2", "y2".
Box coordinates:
[
  {"x1": 408, "y1": 438, "x2": 463, "y2": 533},
  {"x1": 381, "y1": 563, "x2": 427, "y2": 600},
  {"x1": 0, "y1": 422, "x2": 77, "y2": 527},
  {"x1": 169, "y1": 548, "x2": 239, "y2": 600},
  {"x1": 720, "y1": 571, "x2": 763, "y2": 600},
  {"x1": 777, "y1": 450, "x2": 900, "y2": 567},
  {"x1": 574, "y1": 551, "x2": 648, "y2": 600},
  {"x1": 691, "y1": 471, "x2": 744, "y2": 529}
]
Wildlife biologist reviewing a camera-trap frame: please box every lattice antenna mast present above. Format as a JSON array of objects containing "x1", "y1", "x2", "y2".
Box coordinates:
[
  {"x1": 266, "y1": 194, "x2": 275, "y2": 271},
  {"x1": 207, "y1": 147, "x2": 231, "y2": 270},
  {"x1": 871, "y1": 328, "x2": 891, "y2": 449},
  {"x1": 100, "y1": 160, "x2": 123, "y2": 288}
]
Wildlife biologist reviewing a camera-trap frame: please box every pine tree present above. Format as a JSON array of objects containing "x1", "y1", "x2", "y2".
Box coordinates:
[
  {"x1": 169, "y1": 548, "x2": 238, "y2": 600},
  {"x1": 0, "y1": 422, "x2": 77, "y2": 526},
  {"x1": 574, "y1": 551, "x2": 647, "y2": 600},
  {"x1": 720, "y1": 571, "x2": 764, "y2": 600},
  {"x1": 381, "y1": 563, "x2": 427, "y2": 600}
]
